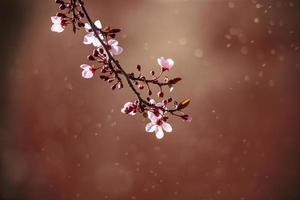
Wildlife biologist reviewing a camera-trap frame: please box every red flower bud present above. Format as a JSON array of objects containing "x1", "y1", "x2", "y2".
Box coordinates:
[{"x1": 158, "y1": 91, "x2": 164, "y2": 98}]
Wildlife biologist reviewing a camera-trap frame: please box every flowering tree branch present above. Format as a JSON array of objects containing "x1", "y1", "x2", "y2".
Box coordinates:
[{"x1": 51, "y1": 0, "x2": 192, "y2": 139}]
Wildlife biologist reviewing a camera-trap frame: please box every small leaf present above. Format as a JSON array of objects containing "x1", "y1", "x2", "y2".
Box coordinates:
[{"x1": 177, "y1": 99, "x2": 190, "y2": 110}]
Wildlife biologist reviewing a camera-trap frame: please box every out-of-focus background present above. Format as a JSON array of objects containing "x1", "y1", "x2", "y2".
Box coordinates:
[{"x1": 1, "y1": 0, "x2": 300, "y2": 199}]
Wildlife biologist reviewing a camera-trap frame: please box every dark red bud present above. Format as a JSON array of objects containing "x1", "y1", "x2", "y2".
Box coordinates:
[
  {"x1": 78, "y1": 22, "x2": 85, "y2": 27},
  {"x1": 158, "y1": 91, "x2": 164, "y2": 98},
  {"x1": 137, "y1": 65, "x2": 141, "y2": 71},
  {"x1": 93, "y1": 49, "x2": 99, "y2": 57},
  {"x1": 181, "y1": 115, "x2": 192, "y2": 122},
  {"x1": 59, "y1": 4, "x2": 66, "y2": 10},
  {"x1": 148, "y1": 90, "x2": 152, "y2": 96},
  {"x1": 56, "y1": 13, "x2": 66, "y2": 18},
  {"x1": 55, "y1": 0, "x2": 63, "y2": 4},
  {"x1": 87, "y1": 55, "x2": 95, "y2": 61},
  {"x1": 79, "y1": 12, "x2": 84, "y2": 18},
  {"x1": 150, "y1": 71, "x2": 155, "y2": 76}
]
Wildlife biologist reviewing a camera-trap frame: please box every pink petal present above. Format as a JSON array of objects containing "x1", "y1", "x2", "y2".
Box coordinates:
[
  {"x1": 145, "y1": 123, "x2": 156, "y2": 132},
  {"x1": 82, "y1": 69, "x2": 94, "y2": 79},
  {"x1": 129, "y1": 111, "x2": 136, "y2": 116},
  {"x1": 51, "y1": 24, "x2": 64, "y2": 33},
  {"x1": 80, "y1": 64, "x2": 90, "y2": 69},
  {"x1": 84, "y1": 23, "x2": 91, "y2": 32},
  {"x1": 162, "y1": 122, "x2": 172, "y2": 132},
  {"x1": 108, "y1": 39, "x2": 118, "y2": 46},
  {"x1": 94, "y1": 20, "x2": 102, "y2": 29},
  {"x1": 157, "y1": 57, "x2": 164, "y2": 67},
  {"x1": 155, "y1": 126, "x2": 164, "y2": 139},
  {"x1": 51, "y1": 16, "x2": 61, "y2": 24},
  {"x1": 149, "y1": 99, "x2": 156, "y2": 105},
  {"x1": 121, "y1": 108, "x2": 126, "y2": 114},
  {"x1": 147, "y1": 111, "x2": 157, "y2": 122},
  {"x1": 110, "y1": 46, "x2": 123, "y2": 55},
  {"x1": 92, "y1": 39, "x2": 101, "y2": 47},
  {"x1": 166, "y1": 58, "x2": 174, "y2": 68},
  {"x1": 83, "y1": 33, "x2": 94, "y2": 44}
]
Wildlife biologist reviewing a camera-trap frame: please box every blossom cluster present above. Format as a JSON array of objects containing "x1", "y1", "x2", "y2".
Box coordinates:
[{"x1": 51, "y1": 0, "x2": 191, "y2": 139}]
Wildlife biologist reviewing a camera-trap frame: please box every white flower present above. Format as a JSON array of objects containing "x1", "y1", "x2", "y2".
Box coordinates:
[
  {"x1": 145, "y1": 111, "x2": 172, "y2": 139},
  {"x1": 157, "y1": 57, "x2": 174, "y2": 71},
  {"x1": 108, "y1": 39, "x2": 123, "y2": 56},
  {"x1": 51, "y1": 16, "x2": 65, "y2": 33},
  {"x1": 80, "y1": 64, "x2": 95, "y2": 79},
  {"x1": 83, "y1": 20, "x2": 104, "y2": 47},
  {"x1": 121, "y1": 102, "x2": 138, "y2": 115}
]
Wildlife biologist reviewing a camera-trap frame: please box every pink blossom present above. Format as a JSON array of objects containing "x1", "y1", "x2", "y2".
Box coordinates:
[
  {"x1": 145, "y1": 111, "x2": 172, "y2": 139},
  {"x1": 108, "y1": 39, "x2": 123, "y2": 56},
  {"x1": 83, "y1": 20, "x2": 104, "y2": 47},
  {"x1": 80, "y1": 64, "x2": 95, "y2": 79},
  {"x1": 51, "y1": 16, "x2": 66, "y2": 33},
  {"x1": 157, "y1": 57, "x2": 174, "y2": 71},
  {"x1": 182, "y1": 115, "x2": 192, "y2": 122},
  {"x1": 121, "y1": 102, "x2": 138, "y2": 115}
]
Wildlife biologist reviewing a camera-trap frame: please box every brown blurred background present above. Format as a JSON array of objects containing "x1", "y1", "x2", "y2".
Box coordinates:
[{"x1": 1, "y1": 0, "x2": 300, "y2": 199}]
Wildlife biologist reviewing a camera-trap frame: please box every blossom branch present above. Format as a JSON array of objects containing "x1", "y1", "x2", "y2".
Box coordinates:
[{"x1": 51, "y1": 0, "x2": 192, "y2": 139}]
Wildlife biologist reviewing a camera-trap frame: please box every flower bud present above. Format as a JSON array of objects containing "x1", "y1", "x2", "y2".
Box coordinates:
[
  {"x1": 59, "y1": 4, "x2": 66, "y2": 10},
  {"x1": 78, "y1": 22, "x2": 85, "y2": 27},
  {"x1": 148, "y1": 90, "x2": 152, "y2": 96},
  {"x1": 111, "y1": 84, "x2": 117, "y2": 90},
  {"x1": 158, "y1": 91, "x2": 164, "y2": 98},
  {"x1": 55, "y1": 0, "x2": 63, "y2": 4},
  {"x1": 137, "y1": 65, "x2": 141, "y2": 71},
  {"x1": 93, "y1": 49, "x2": 99, "y2": 57},
  {"x1": 181, "y1": 115, "x2": 192, "y2": 122},
  {"x1": 79, "y1": 12, "x2": 84, "y2": 18},
  {"x1": 87, "y1": 55, "x2": 95, "y2": 61}
]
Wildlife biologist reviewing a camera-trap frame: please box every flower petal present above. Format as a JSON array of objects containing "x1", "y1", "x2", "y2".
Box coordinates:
[
  {"x1": 108, "y1": 39, "x2": 118, "y2": 46},
  {"x1": 149, "y1": 99, "x2": 156, "y2": 105},
  {"x1": 162, "y1": 122, "x2": 172, "y2": 132},
  {"x1": 80, "y1": 64, "x2": 90, "y2": 69},
  {"x1": 92, "y1": 38, "x2": 101, "y2": 47},
  {"x1": 157, "y1": 57, "x2": 164, "y2": 67},
  {"x1": 82, "y1": 69, "x2": 94, "y2": 79},
  {"x1": 84, "y1": 23, "x2": 91, "y2": 32},
  {"x1": 155, "y1": 126, "x2": 164, "y2": 139},
  {"x1": 166, "y1": 58, "x2": 174, "y2": 69},
  {"x1": 129, "y1": 111, "x2": 137, "y2": 116},
  {"x1": 110, "y1": 46, "x2": 123, "y2": 56},
  {"x1": 145, "y1": 123, "x2": 156, "y2": 132},
  {"x1": 83, "y1": 33, "x2": 94, "y2": 45},
  {"x1": 94, "y1": 20, "x2": 102, "y2": 29},
  {"x1": 147, "y1": 111, "x2": 157, "y2": 122},
  {"x1": 51, "y1": 16, "x2": 61, "y2": 24},
  {"x1": 51, "y1": 24, "x2": 64, "y2": 33}
]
